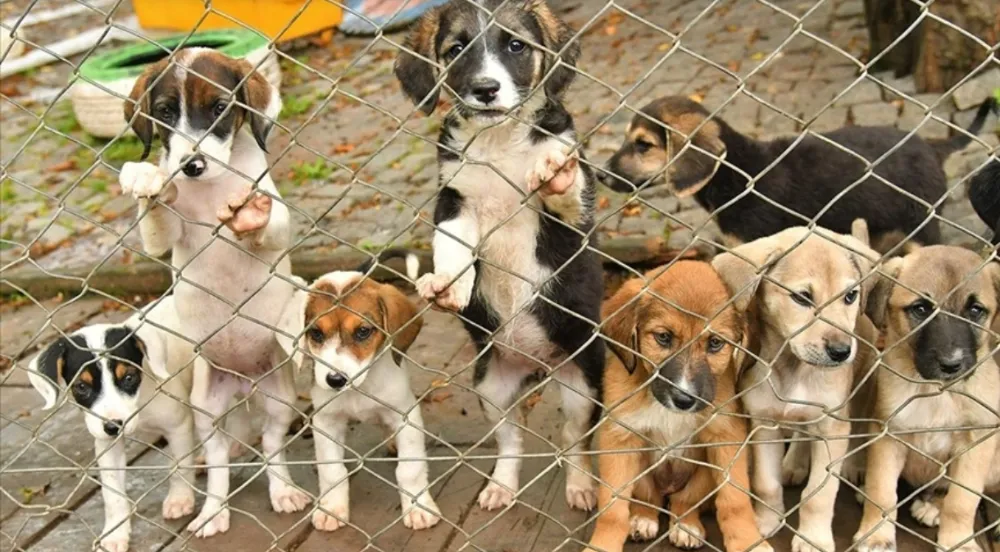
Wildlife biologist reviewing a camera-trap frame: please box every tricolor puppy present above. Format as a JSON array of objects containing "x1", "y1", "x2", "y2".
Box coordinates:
[
  {"x1": 712, "y1": 221, "x2": 878, "y2": 552},
  {"x1": 602, "y1": 96, "x2": 997, "y2": 253},
  {"x1": 282, "y1": 250, "x2": 440, "y2": 532},
  {"x1": 395, "y1": 0, "x2": 605, "y2": 511},
  {"x1": 854, "y1": 245, "x2": 1000, "y2": 552},
  {"x1": 27, "y1": 297, "x2": 196, "y2": 552},
  {"x1": 587, "y1": 261, "x2": 771, "y2": 552},
  {"x1": 119, "y1": 48, "x2": 309, "y2": 538}
]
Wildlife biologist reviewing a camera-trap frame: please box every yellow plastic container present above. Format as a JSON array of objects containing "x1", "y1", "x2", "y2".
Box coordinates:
[{"x1": 132, "y1": 0, "x2": 343, "y2": 41}]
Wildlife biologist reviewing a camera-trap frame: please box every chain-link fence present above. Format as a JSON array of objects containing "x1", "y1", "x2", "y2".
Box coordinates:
[{"x1": 1, "y1": 0, "x2": 999, "y2": 551}]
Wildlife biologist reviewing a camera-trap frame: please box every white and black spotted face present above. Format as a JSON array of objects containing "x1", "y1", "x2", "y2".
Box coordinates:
[
  {"x1": 124, "y1": 48, "x2": 281, "y2": 180},
  {"x1": 395, "y1": 0, "x2": 579, "y2": 121},
  {"x1": 27, "y1": 325, "x2": 148, "y2": 440}
]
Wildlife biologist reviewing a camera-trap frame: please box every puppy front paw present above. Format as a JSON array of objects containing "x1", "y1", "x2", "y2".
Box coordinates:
[
  {"x1": 269, "y1": 481, "x2": 310, "y2": 513},
  {"x1": 162, "y1": 487, "x2": 195, "y2": 520},
  {"x1": 565, "y1": 479, "x2": 596, "y2": 511},
  {"x1": 477, "y1": 481, "x2": 515, "y2": 511},
  {"x1": 527, "y1": 148, "x2": 579, "y2": 196},
  {"x1": 416, "y1": 272, "x2": 473, "y2": 312},
  {"x1": 910, "y1": 496, "x2": 941, "y2": 527},
  {"x1": 120, "y1": 161, "x2": 174, "y2": 203},
  {"x1": 402, "y1": 498, "x2": 441, "y2": 530},
  {"x1": 187, "y1": 507, "x2": 230, "y2": 538},
  {"x1": 97, "y1": 532, "x2": 130, "y2": 552},
  {"x1": 312, "y1": 503, "x2": 349, "y2": 532},
  {"x1": 217, "y1": 186, "x2": 273, "y2": 238},
  {"x1": 629, "y1": 514, "x2": 659, "y2": 541},
  {"x1": 754, "y1": 504, "x2": 784, "y2": 537},
  {"x1": 666, "y1": 521, "x2": 705, "y2": 550},
  {"x1": 853, "y1": 528, "x2": 896, "y2": 552},
  {"x1": 792, "y1": 529, "x2": 835, "y2": 552}
]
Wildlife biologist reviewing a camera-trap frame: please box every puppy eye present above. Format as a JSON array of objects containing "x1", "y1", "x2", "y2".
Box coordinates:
[
  {"x1": 508, "y1": 39, "x2": 526, "y2": 54},
  {"x1": 654, "y1": 331, "x2": 672, "y2": 348},
  {"x1": 791, "y1": 291, "x2": 813, "y2": 307},
  {"x1": 634, "y1": 139, "x2": 654, "y2": 154},
  {"x1": 156, "y1": 105, "x2": 176, "y2": 124},
  {"x1": 907, "y1": 300, "x2": 933, "y2": 320},
  {"x1": 707, "y1": 335, "x2": 725, "y2": 353},
  {"x1": 122, "y1": 372, "x2": 137, "y2": 385},
  {"x1": 445, "y1": 43, "x2": 465, "y2": 60},
  {"x1": 73, "y1": 381, "x2": 90, "y2": 396},
  {"x1": 968, "y1": 303, "x2": 987, "y2": 321},
  {"x1": 212, "y1": 102, "x2": 228, "y2": 118},
  {"x1": 844, "y1": 289, "x2": 859, "y2": 305},
  {"x1": 307, "y1": 328, "x2": 325, "y2": 343},
  {"x1": 354, "y1": 326, "x2": 373, "y2": 341}
]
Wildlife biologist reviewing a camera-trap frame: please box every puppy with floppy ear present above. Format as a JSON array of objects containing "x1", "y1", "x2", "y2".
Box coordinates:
[
  {"x1": 854, "y1": 245, "x2": 1000, "y2": 552},
  {"x1": 289, "y1": 251, "x2": 441, "y2": 533},
  {"x1": 26, "y1": 297, "x2": 198, "y2": 552},
  {"x1": 711, "y1": 222, "x2": 878, "y2": 551},
  {"x1": 587, "y1": 261, "x2": 771, "y2": 552}
]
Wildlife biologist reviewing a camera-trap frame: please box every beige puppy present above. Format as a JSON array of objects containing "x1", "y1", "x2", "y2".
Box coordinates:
[
  {"x1": 854, "y1": 245, "x2": 1000, "y2": 552},
  {"x1": 712, "y1": 221, "x2": 878, "y2": 552}
]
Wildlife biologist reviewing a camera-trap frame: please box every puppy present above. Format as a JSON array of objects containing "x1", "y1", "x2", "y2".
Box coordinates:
[
  {"x1": 587, "y1": 261, "x2": 771, "y2": 552},
  {"x1": 968, "y1": 158, "x2": 1000, "y2": 245},
  {"x1": 602, "y1": 96, "x2": 998, "y2": 253},
  {"x1": 283, "y1": 250, "x2": 442, "y2": 532},
  {"x1": 27, "y1": 296, "x2": 195, "y2": 552},
  {"x1": 711, "y1": 222, "x2": 878, "y2": 552},
  {"x1": 854, "y1": 245, "x2": 1000, "y2": 552},
  {"x1": 119, "y1": 48, "x2": 309, "y2": 537},
  {"x1": 394, "y1": 0, "x2": 605, "y2": 511}
]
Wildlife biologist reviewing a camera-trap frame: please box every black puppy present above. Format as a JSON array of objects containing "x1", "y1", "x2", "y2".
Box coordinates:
[
  {"x1": 603, "y1": 95, "x2": 997, "y2": 253},
  {"x1": 968, "y1": 158, "x2": 1000, "y2": 244}
]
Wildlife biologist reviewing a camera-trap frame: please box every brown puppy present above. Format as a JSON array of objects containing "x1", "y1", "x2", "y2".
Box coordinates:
[
  {"x1": 587, "y1": 261, "x2": 771, "y2": 552},
  {"x1": 854, "y1": 246, "x2": 1000, "y2": 552}
]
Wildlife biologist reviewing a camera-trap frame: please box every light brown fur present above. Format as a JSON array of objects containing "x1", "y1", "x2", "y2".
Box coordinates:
[{"x1": 587, "y1": 261, "x2": 771, "y2": 552}]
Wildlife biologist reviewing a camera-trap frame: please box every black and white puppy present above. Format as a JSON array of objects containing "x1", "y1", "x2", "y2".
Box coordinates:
[
  {"x1": 395, "y1": 0, "x2": 604, "y2": 512},
  {"x1": 27, "y1": 297, "x2": 196, "y2": 552}
]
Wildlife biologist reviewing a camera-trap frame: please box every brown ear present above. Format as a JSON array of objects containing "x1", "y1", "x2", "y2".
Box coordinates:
[
  {"x1": 124, "y1": 60, "x2": 168, "y2": 160},
  {"x1": 394, "y1": 7, "x2": 443, "y2": 115},
  {"x1": 236, "y1": 60, "x2": 280, "y2": 151},
  {"x1": 377, "y1": 285, "x2": 422, "y2": 353},
  {"x1": 866, "y1": 257, "x2": 903, "y2": 329},
  {"x1": 832, "y1": 229, "x2": 880, "y2": 308},
  {"x1": 851, "y1": 218, "x2": 871, "y2": 247},
  {"x1": 527, "y1": 0, "x2": 580, "y2": 99},
  {"x1": 711, "y1": 234, "x2": 784, "y2": 312},
  {"x1": 601, "y1": 278, "x2": 644, "y2": 373},
  {"x1": 666, "y1": 118, "x2": 726, "y2": 198}
]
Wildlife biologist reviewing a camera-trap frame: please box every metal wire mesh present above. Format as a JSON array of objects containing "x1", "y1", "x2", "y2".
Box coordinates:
[{"x1": 1, "y1": 0, "x2": 999, "y2": 551}]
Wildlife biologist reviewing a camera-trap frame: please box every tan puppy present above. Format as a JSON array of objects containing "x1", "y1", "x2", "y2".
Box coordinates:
[
  {"x1": 854, "y1": 245, "x2": 1000, "y2": 552},
  {"x1": 587, "y1": 261, "x2": 771, "y2": 552},
  {"x1": 712, "y1": 222, "x2": 879, "y2": 552}
]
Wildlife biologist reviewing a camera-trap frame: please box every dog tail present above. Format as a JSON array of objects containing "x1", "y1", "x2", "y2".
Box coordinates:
[
  {"x1": 357, "y1": 248, "x2": 422, "y2": 280},
  {"x1": 928, "y1": 96, "x2": 998, "y2": 162}
]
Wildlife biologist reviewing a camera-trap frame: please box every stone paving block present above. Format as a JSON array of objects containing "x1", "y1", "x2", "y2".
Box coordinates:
[
  {"x1": 898, "y1": 94, "x2": 952, "y2": 140},
  {"x1": 953, "y1": 68, "x2": 1000, "y2": 111},
  {"x1": 1, "y1": 297, "x2": 107, "y2": 368},
  {"x1": 807, "y1": 106, "x2": 849, "y2": 133},
  {"x1": 851, "y1": 102, "x2": 900, "y2": 127}
]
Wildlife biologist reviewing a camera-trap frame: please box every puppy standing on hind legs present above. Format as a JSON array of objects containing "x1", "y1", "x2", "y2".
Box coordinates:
[
  {"x1": 394, "y1": 0, "x2": 604, "y2": 512},
  {"x1": 119, "y1": 48, "x2": 309, "y2": 538}
]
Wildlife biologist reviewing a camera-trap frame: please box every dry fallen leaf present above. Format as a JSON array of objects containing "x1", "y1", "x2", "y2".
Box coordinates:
[
  {"x1": 751, "y1": 52, "x2": 766, "y2": 61},
  {"x1": 597, "y1": 196, "x2": 611, "y2": 210},
  {"x1": 603, "y1": 25, "x2": 617, "y2": 36},
  {"x1": 19, "y1": 484, "x2": 48, "y2": 504},
  {"x1": 727, "y1": 61, "x2": 741, "y2": 72},
  {"x1": 332, "y1": 142, "x2": 356, "y2": 155},
  {"x1": 423, "y1": 390, "x2": 453, "y2": 403},
  {"x1": 623, "y1": 203, "x2": 642, "y2": 217},
  {"x1": 688, "y1": 92, "x2": 705, "y2": 103},
  {"x1": 523, "y1": 393, "x2": 543, "y2": 410},
  {"x1": 657, "y1": 42, "x2": 673, "y2": 52},
  {"x1": 46, "y1": 159, "x2": 77, "y2": 173}
]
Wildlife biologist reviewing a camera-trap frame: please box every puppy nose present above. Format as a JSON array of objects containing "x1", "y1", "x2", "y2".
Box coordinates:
[
  {"x1": 182, "y1": 154, "x2": 207, "y2": 177},
  {"x1": 825, "y1": 342, "x2": 853, "y2": 363},
  {"x1": 670, "y1": 389, "x2": 697, "y2": 411},
  {"x1": 103, "y1": 419, "x2": 123, "y2": 436},
  {"x1": 325, "y1": 372, "x2": 348, "y2": 389},
  {"x1": 470, "y1": 78, "x2": 500, "y2": 103},
  {"x1": 937, "y1": 355, "x2": 964, "y2": 375}
]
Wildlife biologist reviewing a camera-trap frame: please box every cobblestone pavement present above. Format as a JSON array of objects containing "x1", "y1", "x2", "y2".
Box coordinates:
[{"x1": 1, "y1": 0, "x2": 998, "y2": 293}]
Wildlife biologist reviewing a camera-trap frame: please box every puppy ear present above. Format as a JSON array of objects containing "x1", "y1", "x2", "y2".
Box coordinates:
[
  {"x1": 27, "y1": 338, "x2": 70, "y2": 410},
  {"x1": 666, "y1": 118, "x2": 727, "y2": 198},
  {"x1": 124, "y1": 60, "x2": 167, "y2": 161},
  {"x1": 131, "y1": 321, "x2": 170, "y2": 380},
  {"x1": 601, "y1": 278, "x2": 644, "y2": 373},
  {"x1": 394, "y1": 7, "x2": 443, "y2": 115},
  {"x1": 851, "y1": 218, "x2": 871, "y2": 247},
  {"x1": 866, "y1": 257, "x2": 903, "y2": 329},
  {"x1": 237, "y1": 60, "x2": 281, "y2": 152},
  {"x1": 528, "y1": 0, "x2": 580, "y2": 99},
  {"x1": 277, "y1": 278, "x2": 312, "y2": 371},
  {"x1": 378, "y1": 284, "x2": 423, "y2": 353},
  {"x1": 711, "y1": 235, "x2": 783, "y2": 313}
]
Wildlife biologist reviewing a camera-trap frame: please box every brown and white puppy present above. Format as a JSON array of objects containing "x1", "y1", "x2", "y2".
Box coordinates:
[
  {"x1": 601, "y1": 96, "x2": 997, "y2": 253},
  {"x1": 854, "y1": 245, "x2": 1000, "y2": 552},
  {"x1": 712, "y1": 222, "x2": 879, "y2": 552},
  {"x1": 284, "y1": 251, "x2": 441, "y2": 533},
  {"x1": 587, "y1": 261, "x2": 771, "y2": 552}
]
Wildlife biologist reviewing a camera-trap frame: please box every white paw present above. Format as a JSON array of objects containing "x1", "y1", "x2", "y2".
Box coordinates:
[
  {"x1": 187, "y1": 507, "x2": 230, "y2": 538},
  {"x1": 119, "y1": 161, "x2": 167, "y2": 201},
  {"x1": 755, "y1": 505, "x2": 783, "y2": 537},
  {"x1": 416, "y1": 272, "x2": 473, "y2": 312},
  {"x1": 269, "y1": 482, "x2": 310, "y2": 513},
  {"x1": 629, "y1": 514, "x2": 659, "y2": 541},
  {"x1": 478, "y1": 481, "x2": 515, "y2": 511},
  {"x1": 402, "y1": 499, "x2": 441, "y2": 530},
  {"x1": 565, "y1": 480, "x2": 596, "y2": 511},
  {"x1": 526, "y1": 148, "x2": 579, "y2": 196},
  {"x1": 667, "y1": 521, "x2": 705, "y2": 549},
  {"x1": 853, "y1": 531, "x2": 895, "y2": 552},
  {"x1": 781, "y1": 457, "x2": 809, "y2": 487},
  {"x1": 97, "y1": 528, "x2": 130, "y2": 552},
  {"x1": 312, "y1": 504, "x2": 349, "y2": 532},
  {"x1": 910, "y1": 497, "x2": 941, "y2": 527},
  {"x1": 162, "y1": 489, "x2": 195, "y2": 520},
  {"x1": 792, "y1": 529, "x2": 835, "y2": 552}
]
